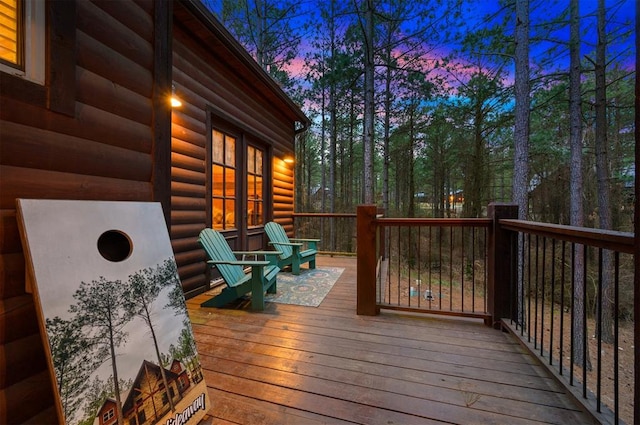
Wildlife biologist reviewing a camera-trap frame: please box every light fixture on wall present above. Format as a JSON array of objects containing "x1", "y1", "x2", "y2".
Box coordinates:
[
  {"x1": 170, "y1": 85, "x2": 182, "y2": 108},
  {"x1": 284, "y1": 155, "x2": 294, "y2": 164}
]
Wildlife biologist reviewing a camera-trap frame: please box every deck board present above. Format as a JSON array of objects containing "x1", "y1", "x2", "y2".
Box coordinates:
[{"x1": 188, "y1": 256, "x2": 594, "y2": 425}]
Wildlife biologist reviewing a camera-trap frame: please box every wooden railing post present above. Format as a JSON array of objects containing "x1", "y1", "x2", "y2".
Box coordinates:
[
  {"x1": 377, "y1": 207, "x2": 386, "y2": 260},
  {"x1": 357, "y1": 205, "x2": 379, "y2": 315},
  {"x1": 487, "y1": 203, "x2": 518, "y2": 328}
]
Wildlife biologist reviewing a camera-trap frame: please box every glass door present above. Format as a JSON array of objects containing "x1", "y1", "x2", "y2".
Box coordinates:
[{"x1": 210, "y1": 125, "x2": 269, "y2": 251}]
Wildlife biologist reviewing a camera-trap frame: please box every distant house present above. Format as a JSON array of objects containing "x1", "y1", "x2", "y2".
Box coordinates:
[
  {"x1": 528, "y1": 167, "x2": 570, "y2": 224},
  {"x1": 96, "y1": 398, "x2": 118, "y2": 425},
  {"x1": 0, "y1": 1, "x2": 308, "y2": 423},
  {"x1": 621, "y1": 163, "x2": 635, "y2": 203},
  {"x1": 122, "y1": 360, "x2": 186, "y2": 425},
  {"x1": 95, "y1": 360, "x2": 190, "y2": 425},
  {"x1": 169, "y1": 358, "x2": 195, "y2": 390}
]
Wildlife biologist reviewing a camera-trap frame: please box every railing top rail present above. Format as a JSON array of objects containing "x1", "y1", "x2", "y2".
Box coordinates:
[
  {"x1": 376, "y1": 217, "x2": 491, "y2": 227},
  {"x1": 293, "y1": 212, "x2": 357, "y2": 218},
  {"x1": 499, "y1": 219, "x2": 635, "y2": 254}
]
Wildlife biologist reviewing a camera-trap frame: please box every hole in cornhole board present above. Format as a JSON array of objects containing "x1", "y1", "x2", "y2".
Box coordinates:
[{"x1": 97, "y1": 230, "x2": 133, "y2": 262}]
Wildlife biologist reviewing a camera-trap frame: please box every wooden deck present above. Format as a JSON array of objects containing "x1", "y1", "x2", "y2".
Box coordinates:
[{"x1": 186, "y1": 256, "x2": 594, "y2": 425}]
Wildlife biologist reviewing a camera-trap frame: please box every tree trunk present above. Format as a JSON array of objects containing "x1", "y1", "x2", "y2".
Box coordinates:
[
  {"x1": 408, "y1": 109, "x2": 416, "y2": 218},
  {"x1": 594, "y1": 0, "x2": 614, "y2": 343},
  {"x1": 328, "y1": 2, "x2": 337, "y2": 249},
  {"x1": 513, "y1": 0, "x2": 530, "y2": 328},
  {"x1": 321, "y1": 66, "x2": 327, "y2": 212},
  {"x1": 633, "y1": 2, "x2": 640, "y2": 422},
  {"x1": 383, "y1": 47, "x2": 392, "y2": 215},
  {"x1": 513, "y1": 0, "x2": 529, "y2": 222},
  {"x1": 362, "y1": 0, "x2": 375, "y2": 203},
  {"x1": 151, "y1": 319, "x2": 176, "y2": 412},
  {"x1": 569, "y1": 0, "x2": 592, "y2": 370},
  {"x1": 109, "y1": 328, "x2": 124, "y2": 425},
  {"x1": 348, "y1": 92, "x2": 356, "y2": 210}
]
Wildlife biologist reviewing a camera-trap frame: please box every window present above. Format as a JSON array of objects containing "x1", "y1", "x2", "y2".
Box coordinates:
[
  {"x1": 247, "y1": 146, "x2": 264, "y2": 227},
  {"x1": 0, "y1": 0, "x2": 45, "y2": 83},
  {"x1": 102, "y1": 408, "x2": 114, "y2": 422},
  {"x1": 0, "y1": 0, "x2": 20, "y2": 66},
  {"x1": 212, "y1": 129, "x2": 236, "y2": 230}
]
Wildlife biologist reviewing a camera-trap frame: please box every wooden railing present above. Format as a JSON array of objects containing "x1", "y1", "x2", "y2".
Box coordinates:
[
  {"x1": 355, "y1": 203, "x2": 637, "y2": 425},
  {"x1": 356, "y1": 205, "x2": 495, "y2": 321},
  {"x1": 498, "y1": 216, "x2": 635, "y2": 425},
  {"x1": 292, "y1": 212, "x2": 357, "y2": 254},
  {"x1": 372, "y1": 215, "x2": 492, "y2": 322}
]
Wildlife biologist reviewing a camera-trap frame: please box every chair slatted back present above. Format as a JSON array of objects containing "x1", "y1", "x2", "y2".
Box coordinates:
[
  {"x1": 198, "y1": 228, "x2": 245, "y2": 287},
  {"x1": 264, "y1": 222, "x2": 293, "y2": 259}
]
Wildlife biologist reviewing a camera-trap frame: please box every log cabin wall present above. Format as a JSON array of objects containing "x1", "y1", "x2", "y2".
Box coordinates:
[
  {"x1": 0, "y1": 1, "x2": 170, "y2": 423},
  {"x1": 273, "y1": 156, "x2": 296, "y2": 229},
  {"x1": 0, "y1": 0, "x2": 305, "y2": 421},
  {"x1": 171, "y1": 0, "x2": 307, "y2": 297}
]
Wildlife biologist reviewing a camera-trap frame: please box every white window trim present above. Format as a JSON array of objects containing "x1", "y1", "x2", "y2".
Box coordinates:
[{"x1": 0, "y1": 0, "x2": 45, "y2": 84}]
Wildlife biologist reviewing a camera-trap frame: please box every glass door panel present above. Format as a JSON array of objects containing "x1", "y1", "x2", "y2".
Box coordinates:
[
  {"x1": 246, "y1": 145, "x2": 264, "y2": 227},
  {"x1": 212, "y1": 129, "x2": 237, "y2": 230}
]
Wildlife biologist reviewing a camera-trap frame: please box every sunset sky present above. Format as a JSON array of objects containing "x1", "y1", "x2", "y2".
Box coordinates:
[{"x1": 204, "y1": 0, "x2": 635, "y2": 94}]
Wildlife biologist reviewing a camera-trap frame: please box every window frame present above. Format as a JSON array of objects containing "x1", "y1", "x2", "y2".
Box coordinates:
[
  {"x1": 211, "y1": 127, "x2": 238, "y2": 231},
  {"x1": 0, "y1": 0, "x2": 76, "y2": 116},
  {"x1": 102, "y1": 408, "x2": 114, "y2": 422},
  {"x1": 0, "y1": 0, "x2": 45, "y2": 84},
  {"x1": 206, "y1": 110, "x2": 274, "y2": 250}
]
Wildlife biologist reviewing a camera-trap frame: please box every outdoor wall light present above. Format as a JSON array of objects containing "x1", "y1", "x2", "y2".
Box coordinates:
[
  {"x1": 170, "y1": 85, "x2": 182, "y2": 108},
  {"x1": 284, "y1": 156, "x2": 294, "y2": 164}
]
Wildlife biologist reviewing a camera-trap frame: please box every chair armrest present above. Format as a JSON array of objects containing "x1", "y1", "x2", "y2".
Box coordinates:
[
  {"x1": 234, "y1": 251, "x2": 282, "y2": 265},
  {"x1": 268, "y1": 241, "x2": 303, "y2": 247},
  {"x1": 289, "y1": 238, "x2": 319, "y2": 251},
  {"x1": 207, "y1": 259, "x2": 270, "y2": 267},
  {"x1": 233, "y1": 250, "x2": 282, "y2": 256}
]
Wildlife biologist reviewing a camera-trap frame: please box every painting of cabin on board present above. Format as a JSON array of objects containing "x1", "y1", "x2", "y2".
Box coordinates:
[
  {"x1": 0, "y1": 0, "x2": 308, "y2": 422},
  {"x1": 17, "y1": 199, "x2": 210, "y2": 425}
]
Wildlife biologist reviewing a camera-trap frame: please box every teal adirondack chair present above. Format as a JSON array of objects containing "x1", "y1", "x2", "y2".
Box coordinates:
[
  {"x1": 264, "y1": 221, "x2": 319, "y2": 275},
  {"x1": 198, "y1": 228, "x2": 280, "y2": 310}
]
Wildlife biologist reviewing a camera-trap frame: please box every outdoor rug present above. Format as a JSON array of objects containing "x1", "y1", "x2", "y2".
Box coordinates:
[{"x1": 265, "y1": 267, "x2": 344, "y2": 307}]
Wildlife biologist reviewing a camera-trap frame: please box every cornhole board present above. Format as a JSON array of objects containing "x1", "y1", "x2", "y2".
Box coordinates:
[{"x1": 17, "y1": 199, "x2": 210, "y2": 425}]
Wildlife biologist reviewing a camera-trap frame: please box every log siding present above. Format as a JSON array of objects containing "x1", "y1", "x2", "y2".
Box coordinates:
[
  {"x1": 0, "y1": 1, "x2": 307, "y2": 422},
  {"x1": 0, "y1": 2, "x2": 159, "y2": 423},
  {"x1": 170, "y1": 1, "x2": 306, "y2": 297}
]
